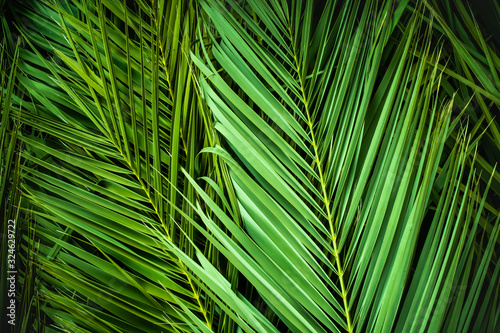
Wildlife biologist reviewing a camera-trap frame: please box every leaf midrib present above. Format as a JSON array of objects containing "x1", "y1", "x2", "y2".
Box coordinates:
[{"x1": 289, "y1": 24, "x2": 353, "y2": 333}]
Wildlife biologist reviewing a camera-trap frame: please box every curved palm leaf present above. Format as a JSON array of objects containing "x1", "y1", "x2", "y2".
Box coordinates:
[
  {"x1": 0, "y1": 0, "x2": 498, "y2": 332},
  {"x1": 184, "y1": 0, "x2": 499, "y2": 332},
  {"x1": 7, "y1": 0, "x2": 230, "y2": 331}
]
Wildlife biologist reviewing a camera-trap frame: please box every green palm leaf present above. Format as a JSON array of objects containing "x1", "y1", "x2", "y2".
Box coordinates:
[{"x1": 0, "y1": 0, "x2": 498, "y2": 332}]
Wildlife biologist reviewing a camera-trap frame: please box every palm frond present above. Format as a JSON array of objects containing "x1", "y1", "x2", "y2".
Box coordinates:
[{"x1": 0, "y1": 0, "x2": 498, "y2": 332}]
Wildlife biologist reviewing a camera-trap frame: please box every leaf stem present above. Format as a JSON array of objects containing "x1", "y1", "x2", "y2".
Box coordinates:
[
  {"x1": 118, "y1": 150, "x2": 212, "y2": 329},
  {"x1": 306, "y1": 100, "x2": 353, "y2": 333},
  {"x1": 289, "y1": 27, "x2": 353, "y2": 333}
]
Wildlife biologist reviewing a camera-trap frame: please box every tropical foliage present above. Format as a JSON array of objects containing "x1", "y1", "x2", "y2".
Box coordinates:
[{"x1": 1, "y1": 0, "x2": 499, "y2": 332}]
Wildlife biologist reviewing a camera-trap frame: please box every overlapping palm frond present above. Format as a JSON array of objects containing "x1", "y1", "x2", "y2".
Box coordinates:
[
  {"x1": 3, "y1": 0, "x2": 238, "y2": 331},
  {"x1": 0, "y1": 0, "x2": 499, "y2": 332},
  {"x1": 425, "y1": 0, "x2": 500, "y2": 224},
  {"x1": 185, "y1": 0, "x2": 499, "y2": 331}
]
